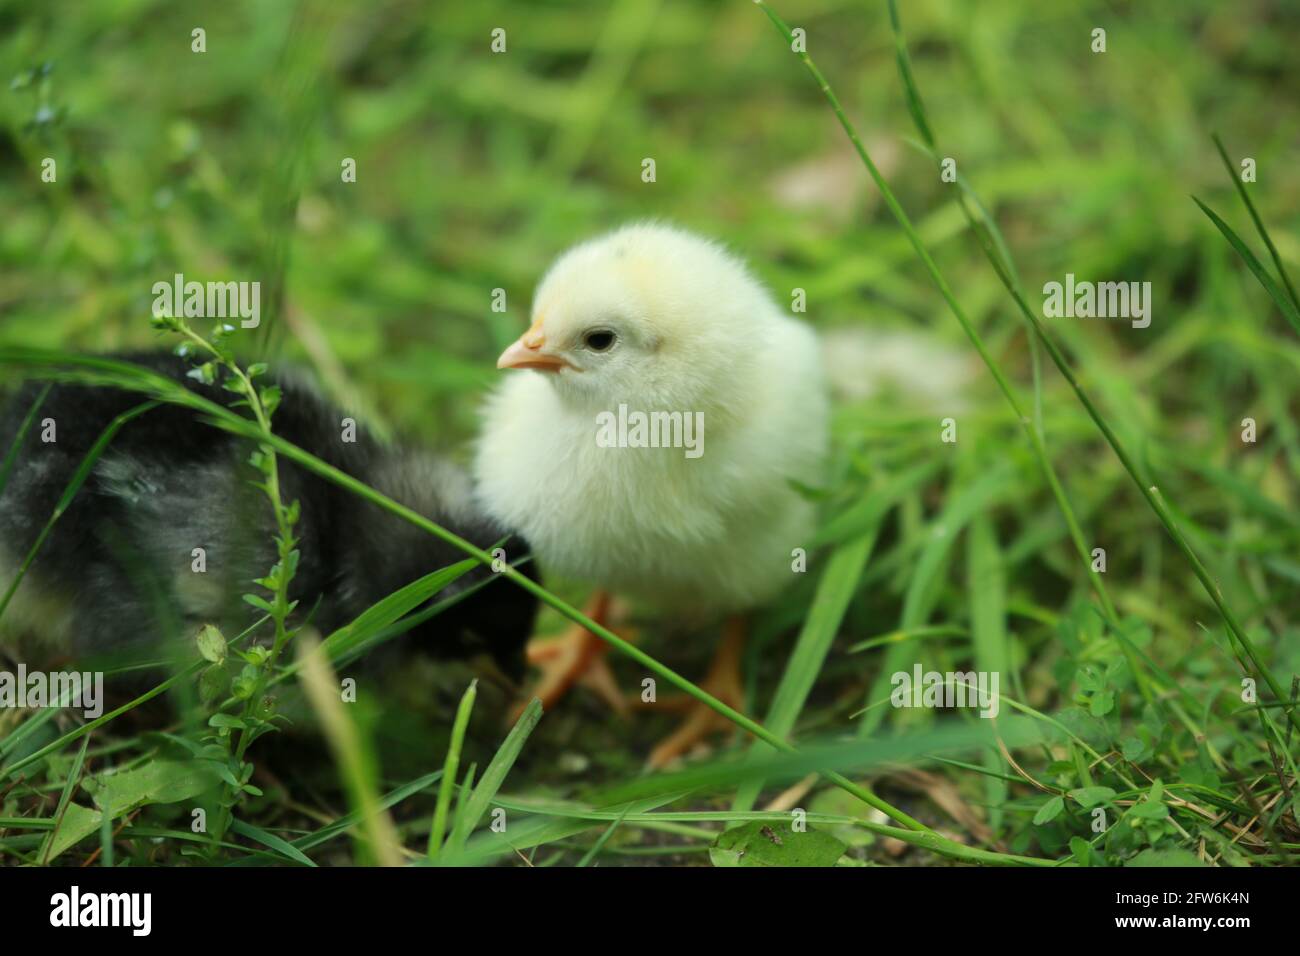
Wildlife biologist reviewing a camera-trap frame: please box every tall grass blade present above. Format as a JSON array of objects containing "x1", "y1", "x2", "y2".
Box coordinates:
[
  {"x1": 732, "y1": 528, "x2": 878, "y2": 812},
  {"x1": 1210, "y1": 133, "x2": 1300, "y2": 311},
  {"x1": 0, "y1": 401, "x2": 160, "y2": 627},
  {"x1": 445, "y1": 697, "x2": 542, "y2": 856},
  {"x1": 967, "y1": 514, "x2": 1010, "y2": 835},
  {"x1": 0, "y1": 382, "x2": 50, "y2": 496},
  {"x1": 1192, "y1": 196, "x2": 1300, "y2": 337},
  {"x1": 429, "y1": 679, "x2": 477, "y2": 859},
  {"x1": 296, "y1": 633, "x2": 404, "y2": 866}
]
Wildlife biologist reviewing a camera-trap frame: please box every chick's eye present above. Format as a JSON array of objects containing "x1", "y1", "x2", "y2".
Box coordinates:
[{"x1": 582, "y1": 329, "x2": 617, "y2": 352}]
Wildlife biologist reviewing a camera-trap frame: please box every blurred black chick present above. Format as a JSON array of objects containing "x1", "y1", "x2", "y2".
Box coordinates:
[{"x1": 0, "y1": 351, "x2": 538, "y2": 682}]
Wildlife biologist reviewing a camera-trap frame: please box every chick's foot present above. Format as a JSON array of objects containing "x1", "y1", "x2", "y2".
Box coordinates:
[
  {"x1": 645, "y1": 616, "x2": 747, "y2": 769},
  {"x1": 510, "y1": 591, "x2": 628, "y2": 722}
]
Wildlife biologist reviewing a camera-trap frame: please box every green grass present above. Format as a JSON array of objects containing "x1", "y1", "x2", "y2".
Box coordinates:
[{"x1": 1, "y1": 0, "x2": 1298, "y2": 867}]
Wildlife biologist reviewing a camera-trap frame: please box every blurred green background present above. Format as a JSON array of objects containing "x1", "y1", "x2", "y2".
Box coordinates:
[
  {"x1": 4, "y1": 0, "x2": 1296, "y2": 449},
  {"x1": 2, "y1": 0, "x2": 1298, "y2": 866}
]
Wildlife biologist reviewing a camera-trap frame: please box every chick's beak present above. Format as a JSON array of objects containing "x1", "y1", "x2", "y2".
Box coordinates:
[{"x1": 496, "y1": 324, "x2": 573, "y2": 373}]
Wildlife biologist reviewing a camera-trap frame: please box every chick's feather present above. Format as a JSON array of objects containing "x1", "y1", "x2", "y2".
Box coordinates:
[
  {"x1": 0, "y1": 352, "x2": 539, "y2": 677},
  {"x1": 474, "y1": 223, "x2": 828, "y2": 616}
]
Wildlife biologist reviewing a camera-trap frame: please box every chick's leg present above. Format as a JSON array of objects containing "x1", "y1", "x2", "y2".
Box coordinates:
[
  {"x1": 646, "y1": 616, "x2": 747, "y2": 769},
  {"x1": 514, "y1": 590, "x2": 628, "y2": 720}
]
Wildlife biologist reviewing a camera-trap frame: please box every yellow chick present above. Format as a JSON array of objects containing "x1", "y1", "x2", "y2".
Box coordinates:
[{"x1": 474, "y1": 222, "x2": 828, "y2": 765}]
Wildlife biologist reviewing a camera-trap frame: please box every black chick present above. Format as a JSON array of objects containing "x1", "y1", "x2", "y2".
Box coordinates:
[{"x1": 0, "y1": 351, "x2": 538, "y2": 681}]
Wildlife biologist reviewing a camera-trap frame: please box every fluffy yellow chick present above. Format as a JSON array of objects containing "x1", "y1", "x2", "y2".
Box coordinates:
[{"x1": 474, "y1": 222, "x2": 828, "y2": 765}]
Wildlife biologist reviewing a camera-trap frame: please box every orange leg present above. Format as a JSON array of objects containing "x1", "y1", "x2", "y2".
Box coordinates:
[
  {"x1": 511, "y1": 591, "x2": 628, "y2": 722},
  {"x1": 646, "y1": 616, "x2": 747, "y2": 769}
]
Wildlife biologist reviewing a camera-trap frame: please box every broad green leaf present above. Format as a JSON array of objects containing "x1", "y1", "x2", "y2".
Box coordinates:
[
  {"x1": 87, "y1": 759, "x2": 221, "y2": 817},
  {"x1": 40, "y1": 759, "x2": 219, "y2": 862},
  {"x1": 709, "y1": 820, "x2": 846, "y2": 867},
  {"x1": 38, "y1": 803, "x2": 104, "y2": 862}
]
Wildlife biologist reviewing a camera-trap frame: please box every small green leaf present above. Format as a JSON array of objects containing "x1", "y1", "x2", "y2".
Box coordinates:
[
  {"x1": 1069, "y1": 786, "x2": 1116, "y2": 809},
  {"x1": 709, "y1": 820, "x2": 846, "y2": 867},
  {"x1": 1069, "y1": 836, "x2": 1097, "y2": 867},
  {"x1": 242, "y1": 593, "x2": 274, "y2": 614},
  {"x1": 186, "y1": 362, "x2": 216, "y2": 385},
  {"x1": 231, "y1": 665, "x2": 259, "y2": 700},
  {"x1": 259, "y1": 385, "x2": 282, "y2": 416},
  {"x1": 1033, "y1": 795, "x2": 1065, "y2": 826},
  {"x1": 1129, "y1": 799, "x2": 1169, "y2": 821}
]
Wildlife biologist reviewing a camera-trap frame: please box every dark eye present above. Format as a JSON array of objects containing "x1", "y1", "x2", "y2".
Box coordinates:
[{"x1": 583, "y1": 329, "x2": 617, "y2": 352}]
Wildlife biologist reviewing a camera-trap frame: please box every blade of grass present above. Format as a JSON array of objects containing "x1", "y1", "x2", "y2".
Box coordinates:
[
  {"x1": 280, "y1": 769, "x2": 443, "y2": 856},
  {"x1": 967, "y1": 514, "x2": 1010, "y2": 835},
  {"x1": 860, "y1": 459, "x2": 1012, "y2": 735},
  {"x1": 1210, "y1": 132, "x2": 1300, "y2": 311},
  {"x1": 732, "y1": 526, "x2": 879, "y2": 813},
  {"x1": 811, "y1": 458, "x2": 938, "y2": 547},
  {"x1": 445, "y1": 697, "x2": 542, "y2": 856},
  {"x1": 271, "y1": 558, "x2": 481, "y2": 687},
  {"x1": 0, "y1": 400, "x2": 160, "y2": 627},
  {"x1": 229, "y1": 818, "x2": 317, "y2": 867},
  {"x1": 0, "y1": 382, "x2": 50, "y2": 496},
  {"x1": 428, "y1": 679, "x2": 477, "y2": 858},
  {"x1": 848, "y1": 624, "x2": 967, "y2": 654},
  {"x1": 1192, "y1": 196, "x2": 1300, "y2": 337},
  {"x1": 38, "y1": 734, "x2": 90, "y2": 866},
  {"x1": 577, "y1": 804, "x2": 631, "y2": 867},
  {"x1": 295, "y1": 632, "x2": 403, "y2": 867},
  {"x1": 452, "y1": 762, "x2": 477, "y2": 839}
]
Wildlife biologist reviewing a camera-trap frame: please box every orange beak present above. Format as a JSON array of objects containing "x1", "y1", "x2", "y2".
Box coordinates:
[{"x1": 496, "y1": 319, "x2": 574, "y2": 373}]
